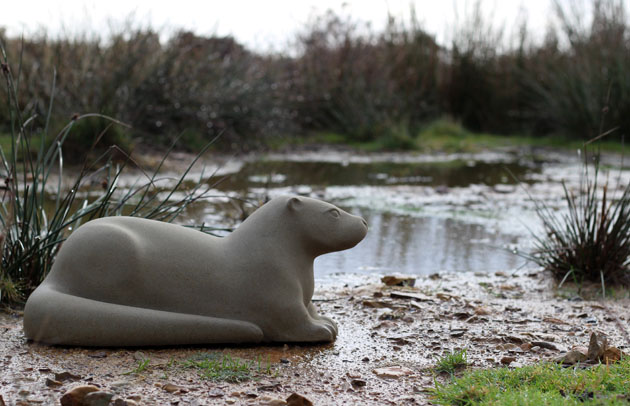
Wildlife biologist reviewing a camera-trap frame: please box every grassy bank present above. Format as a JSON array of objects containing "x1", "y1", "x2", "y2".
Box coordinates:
[
  {"x1": 291, "y1": 118, "x2": 628, "y2": 154},
  {"x1": 432, "y1": 358, "x2": 630, "y2": 405}
]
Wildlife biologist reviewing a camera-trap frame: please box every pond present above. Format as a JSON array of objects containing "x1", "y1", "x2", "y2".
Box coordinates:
[{"x1": 180, "y1": 151, "x2": 546, "y2": 284}]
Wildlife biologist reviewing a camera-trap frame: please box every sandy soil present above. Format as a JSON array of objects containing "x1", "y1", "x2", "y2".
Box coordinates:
[{"x1": 2, "y1": 270, "x2": 629, "y2": 406}]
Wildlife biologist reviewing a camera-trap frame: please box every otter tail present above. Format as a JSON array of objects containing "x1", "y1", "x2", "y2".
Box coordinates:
[{"x1": 23, "y1": 286, "x2": 264, "y2": 346}]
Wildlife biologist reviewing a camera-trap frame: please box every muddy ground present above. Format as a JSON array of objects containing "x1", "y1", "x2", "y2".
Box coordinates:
[{"x1": 2, "y1": 270, "x2": 629, "y2": 405}]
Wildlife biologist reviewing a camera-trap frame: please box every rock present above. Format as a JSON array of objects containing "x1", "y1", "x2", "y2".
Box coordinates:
[
  {"x1": 83, "y1": 391, "x2": 114, "y2": 406},
  {"x1": 0, "y1": 394, "x2": 5, "y2": 406},
  {"x1": 381, "y1": 275, "x2": 415, "y2": 287},
  {"x1": 587, "y1": 332, "x2": 608, "y2": 361},
  {"x1": 351, "y1": 379, "x2": 367, "y2": 388},
  {"x1": 60, "y1": 385, "x2": 100, "y2": 406},
  {"x1": 520, "y1": 343, "x2": 533, "y2": 351},
  {"x1": 556, "y1": 349, "x2": 588, "y2": 365},
  {"x1": 373, "y1": 366, "x2": 414, "y2": 378},
  {"x1": 286, "y1": 393, "x2": 313, "y2": 406},
  {"x1": 87, "y1": 351, "x2": 108, "y2": 359},
  {"x1": 55, "y1": 372, "x2": 82, "y2": 382},
  {"x1": 500, "y1": 356, "x2": 516, "y2": 365},
  {"x1": 46, "y1": 378, "x2": 63, "y2": 387}
]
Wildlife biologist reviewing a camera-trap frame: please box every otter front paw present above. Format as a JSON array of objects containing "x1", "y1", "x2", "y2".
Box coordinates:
[
  {"x1": 319, "y1": 316, "x2": 338, "y2": 338},
  {"x1": 309, "y1": 321, "x2": 335, "y2": 342}
]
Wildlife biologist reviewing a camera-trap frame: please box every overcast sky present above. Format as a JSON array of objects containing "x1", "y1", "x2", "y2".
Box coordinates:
[{"x1": 1, "y1": 1, "x2": 563, "y2": 51}]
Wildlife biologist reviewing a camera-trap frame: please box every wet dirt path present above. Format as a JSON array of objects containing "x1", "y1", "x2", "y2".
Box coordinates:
[{"x1": 2, "y1": 271, "x2": 629, "y2": 405}]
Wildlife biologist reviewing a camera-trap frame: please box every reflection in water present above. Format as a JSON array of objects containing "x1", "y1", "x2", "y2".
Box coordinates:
[
  {"x1": 216, "y1": 159, "x2": 537, "y2": 191},
  {"x1": 314, "y1": 208, "x2": 523, "y2": 280}
]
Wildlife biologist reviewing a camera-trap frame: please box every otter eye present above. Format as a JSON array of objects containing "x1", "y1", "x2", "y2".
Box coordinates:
[{"x1": 329, "y1": 209, "x2": 340, "y2": 218}]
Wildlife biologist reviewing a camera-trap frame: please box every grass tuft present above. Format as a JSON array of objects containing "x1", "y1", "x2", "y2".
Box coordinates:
[
  {"x1": 529, "y1": 147, "x2": 630, "y2": 292},
  {"x1": 435, "y1": 350, "x2": 468, "y2": 375}
]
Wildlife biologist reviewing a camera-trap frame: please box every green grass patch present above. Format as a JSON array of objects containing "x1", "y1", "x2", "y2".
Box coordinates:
[
  {"x1": 184, "y1": 352, "x2": 274, "y2": 383},
  {"x1": 435, "y1": 350, "x2": 468, "y2": 375},
  {"x1": 123, "y1": 358, "x2": 151, "y2": 375},
  {"x1": 432, "y1": 358, "x2": 630, "y2": 405}
]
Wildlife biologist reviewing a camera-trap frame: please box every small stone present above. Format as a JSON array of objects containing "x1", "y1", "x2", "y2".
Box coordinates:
[
  {"x1": 351, "y1": 379, "x2": 367, "y2": 388},
  {"x1": 60, "y1": 385, "x2": 100, "y2": 406},
  {"x1": 87, "y1": 351, "x2": 107, "y2": 359},
  {"x1": 286, "y1": 393, "x2": 313, "y2": 406},
  {"x1": 520, "y1": 343, "x2": 533, "y2": 351},
  {"x1": 0, "y1": 394, "x2": 5, "y2": 406},
  {"x1": 258, "y1": 395, "x2": 287, "y2": 406},
  {"x1": 500, "y1": 356, "x2": 516, "y2": 365},
  {"x1": 162, "y1": 383, "x2": 187, "y2": 393},
  {"x1": 83, "y1": 391, "x2": 114, "y2": 406},
  {"x1": 373, "y1": 366, "x2": 414, "y2": 378}
]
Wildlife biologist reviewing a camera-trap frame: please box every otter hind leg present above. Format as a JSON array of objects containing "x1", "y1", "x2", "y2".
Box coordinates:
[{"x1": 23, "y1": 286, "x2": 263, "y2": 346}]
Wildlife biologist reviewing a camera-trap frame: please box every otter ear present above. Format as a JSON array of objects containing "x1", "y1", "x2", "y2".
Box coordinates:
[{"x1": 287, "y1": 197, "x2": 303, "y2": 211}]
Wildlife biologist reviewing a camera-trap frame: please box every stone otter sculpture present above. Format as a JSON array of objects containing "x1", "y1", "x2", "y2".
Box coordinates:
[{"x1": 23, "y1": 195, "x2": 368, "y2": 346}]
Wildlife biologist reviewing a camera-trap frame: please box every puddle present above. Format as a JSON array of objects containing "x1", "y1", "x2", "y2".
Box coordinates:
[{"x1": 315, "y1": 208, "x2": 523, "y2": 283}]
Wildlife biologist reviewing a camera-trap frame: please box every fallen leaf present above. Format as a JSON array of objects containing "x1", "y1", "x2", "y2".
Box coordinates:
[
  {"x1": 603, "y1": 347, "x2": 624, "y2": 364},
  {"x1": 531, "y1": 341, "x2": 560, "y2": 351},
  {"x1": 474, "y1": 306, "x2": 492, "y2": 315},
  {"x1": 500, "y1": 356, "x2": 516, "y2": 365},
  {"x1": 362, "y1": 300, "x2": 395, "y2": 309},
  {"x1": 556, "y1": 349, "x2": 588, "y2": 365},
  {"x1": 55, "y1": 372, "x2": 82, "y2": 382},
  {"x1": 390, "y1": 292, "x2": 434, "y2": 302},
  {"x1": 543, "y1": 317, "x2": 569, "y2": 325},
  {"x1": 381, "y1": 275, "x2": 416, "y2": 287},
  {"x1": 587, "y1": 332, "x2": 608, "y2": 361},
  {"x1": 46, "y1": 378, "x2": 63, "y2": 388}
]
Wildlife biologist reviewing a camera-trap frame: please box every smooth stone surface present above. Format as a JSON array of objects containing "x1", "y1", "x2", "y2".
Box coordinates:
[{"x1": 23, "y1": 196, "x2": 368, "y2": 346}]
